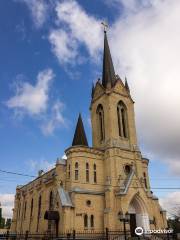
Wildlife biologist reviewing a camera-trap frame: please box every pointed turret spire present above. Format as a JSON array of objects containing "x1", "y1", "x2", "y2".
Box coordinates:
[
  {"x1": 72, "y1": 114, "x2": 88, "y2": 147},
  {"x1": 102, "y1": 30, "x2": 116, "y2": 89},
  {"x1": 125, "y1": 77, "x2": 130, "y2": 93}
]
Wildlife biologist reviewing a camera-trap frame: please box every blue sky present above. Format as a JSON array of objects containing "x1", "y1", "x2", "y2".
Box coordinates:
[{"x1": 0, "y1": 0, "x2": 180, "y2": 218}]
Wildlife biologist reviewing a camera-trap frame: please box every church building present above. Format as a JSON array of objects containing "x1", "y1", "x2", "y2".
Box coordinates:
[{"x1": 11, "y1": 30, "x2": 167, "y2": 236}]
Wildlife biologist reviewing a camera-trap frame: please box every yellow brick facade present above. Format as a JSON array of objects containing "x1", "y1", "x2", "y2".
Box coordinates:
[{"x1": 11, "y1": 32, "x2": 167, "y2": 236}]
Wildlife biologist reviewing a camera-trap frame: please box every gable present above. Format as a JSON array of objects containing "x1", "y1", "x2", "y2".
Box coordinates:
[
  {"x1": 113, "y1": 80, "x2": 128, "y2": 96},
  {"x1": 93, "y1": 81, "x2": 105, "y2": 99}
]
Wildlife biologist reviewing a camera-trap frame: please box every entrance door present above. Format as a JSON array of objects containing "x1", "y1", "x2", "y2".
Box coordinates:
[{"x1": 130, "y1": 214, "x2": 137, "y2": 237}]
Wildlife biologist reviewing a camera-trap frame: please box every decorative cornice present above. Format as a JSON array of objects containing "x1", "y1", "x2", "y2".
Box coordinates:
[
  {"x1": 65, "y1": 146, "x2": 104, "y2": 156},
  {"x1": 90, "y1": 86, "x2": 134, "y2": 107},
  {"x1": 70, "y1": 187, "x2": 105, "y2": 196}
]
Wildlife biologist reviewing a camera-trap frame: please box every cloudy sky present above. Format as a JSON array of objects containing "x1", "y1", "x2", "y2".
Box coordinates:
[{"x1": 0, "y1": 0, "x2": 180, "y2": 219}]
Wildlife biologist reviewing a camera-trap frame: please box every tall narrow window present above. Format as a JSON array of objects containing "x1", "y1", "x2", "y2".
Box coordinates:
[
  {"x1": 68, "y1": 164, "x2": 71, "y2": 179},
  {"x1": 117, "y1": 101, "x2": 128, "y2": 138},
  {"x1": 24, "y1": 201, "x2": 27, "y2": 219},
  {"x1": 117, "y1": 107, "x2": 121, "y2": 137},
  {"x1": 93, "y1": 164, "x2": 97, "y2": 183},
  {"x1": 144, "y1": 172, "x2": 148, "y2": 189},
  {"x1": 49, "y1": 191, "x2": 54, "y2": 210},
  {"x1": 90, "y1": 215, "x2": 94, "y2": 228},
  {"x1": 96, "y1": 104, "x2": 105, "y2": 141},
  {"x1": 18, "y1": 203, "x2": 21, "y2": 220},
  {"x1": 86, "y1": 163, "x2": 89, "y2": 182},
  {"x1": 75, "y1": 162, "x2": 79, "y2": 180},
  {"x1": 84, "y1": 214, "x2": 88, "y2": 228},
  {"x1": 121, "y1": 108, "x2": 127, "y2": 137},
  {"x1": 37, "y1": 195, "x2": 41, "y2": 232},
  {"x1": 30, "y1": 198, "x2": 33, "y2": 218}
]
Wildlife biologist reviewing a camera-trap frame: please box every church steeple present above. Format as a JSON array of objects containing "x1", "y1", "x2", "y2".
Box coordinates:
[
  {"x1": 102, "y1": 31, "x2": 116, "y2": 89},
  {"x1": 72, "y1": 114, "x2": 88, "y2": 147},
  {"x1": 90, "y1": 26, "x2": 138, "y2": 149}
]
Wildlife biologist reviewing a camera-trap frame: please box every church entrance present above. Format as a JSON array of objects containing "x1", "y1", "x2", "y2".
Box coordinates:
[
  {"x1": 44, "y1": 210, "x2": 60, "y2": 236},
  {"x1": 130, "y1": 214, "x2": 136, "y2": 237},
  {"x1": 128, "y1": 194, "x2": 150, "y2": 237}
]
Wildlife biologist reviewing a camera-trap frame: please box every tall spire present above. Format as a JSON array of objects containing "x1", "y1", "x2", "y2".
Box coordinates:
[
  {"x1": 72, "y1": 114, "x2": 88, "y2": 147},
  {"x1": 102, "y1": 30, "x2": 116, "y2": 89}
]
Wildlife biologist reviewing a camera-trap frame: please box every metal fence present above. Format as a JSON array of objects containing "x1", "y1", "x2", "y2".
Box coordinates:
[{"x1": 0, "y1": 229, "x2": 179, "y2": 240}]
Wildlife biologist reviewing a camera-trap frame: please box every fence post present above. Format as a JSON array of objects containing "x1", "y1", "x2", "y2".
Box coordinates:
[
  {"x1": 105, "y1": 228, "x2": 109, "y2": 240},
  {"x1": 67, "y1": 232, "x2": 71, "y2": 239},
  {"x1": 6, "y1": 230, "x2": 9, "y2": 240},
  {"x1": 73, "y1": 230, "x2": 76, "y2": 240},
  {"x1": 25, "y1": 230, "x2": 28, "y2": 240}
]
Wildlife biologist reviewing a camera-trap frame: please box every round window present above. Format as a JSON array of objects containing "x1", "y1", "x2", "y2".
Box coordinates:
[
  {"x1": 124, "y1": 165, "x2": 131, "y2": 175},
  {"x1": 86, "y1": 200, "x2": 91, "y2": 206}
]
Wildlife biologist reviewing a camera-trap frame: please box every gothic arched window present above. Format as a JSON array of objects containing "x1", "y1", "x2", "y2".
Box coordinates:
[
  {"x1": 49, "y1": 191, "x2": 53, "y2": 210},
  {"x1": 75, "y1": 162, "x2": 79, "y2": 180},
  {"x1": 117, "y1": 101, "x2": 128, "y2": 138},
  {"x1": 84, "y1": 214, "x2": 88, "y2": 228},
  {"x1": 86, "y1": 163, "x2": 89, "y2": 182},
  {"x1": 90, "y1": 215, "x2": 94, "y2": 228},
  {"x1": 96, "y1": 104, "x2": 105, "y2": 142},
  {"x1": 93, "y1": 164, "x2": 97, "y2": 183}
]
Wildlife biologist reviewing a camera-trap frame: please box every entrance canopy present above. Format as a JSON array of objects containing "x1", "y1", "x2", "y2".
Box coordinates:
[{"x1": 44, "y1": 210, "x2": 60, "y2": 221}]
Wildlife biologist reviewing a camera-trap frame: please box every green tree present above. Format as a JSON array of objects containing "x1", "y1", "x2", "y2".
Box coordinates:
[{"x1": 0, "y1": 217, "x2": 5, "y2": 229}]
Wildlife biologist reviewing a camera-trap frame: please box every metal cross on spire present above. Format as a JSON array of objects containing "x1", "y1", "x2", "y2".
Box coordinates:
[{"x1": 101, "y1": 21, "x2": 108, "y2": 33}]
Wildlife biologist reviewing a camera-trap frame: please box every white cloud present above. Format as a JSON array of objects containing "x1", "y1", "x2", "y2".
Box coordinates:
[
  {"x1": 49, "y1": 29, "x2": 78, "y2": 64},
  {"x1": 62, "y1": 154, "x2": 67, "y2": 159},
  {"x1": 0, "y1": 194, "x2": 14, "y2": 219},
  {"x1": 49, "y1": 0, "x2": 102, "y2": 64},
  {"x1": 6, "y1": 69, "x2": 54, "y2": 116},
  {"x1": 160, "y1": 192, "x2": 180, "y2": 218},
  {"x1": 55, "y1": 0, "x2": 102, "y2": 56},
  {"x1": 41, "y1": 100, "x2": 67, "y2": 136},
  {"x1": 106, "y1": 0, "x2": 151, "y2": 12},
  {"x1": 109, "y1": 0, "x2": 180, "y2": 175},
  {"x1": 28, "y1": 159, "x2": 55, "y2": 172},
  {"x1": 20, "y1": 0, "x2": 48, "y2": 28},
  {"x1": 167, "y1": 159, "x2": 180, "y2": 177}
]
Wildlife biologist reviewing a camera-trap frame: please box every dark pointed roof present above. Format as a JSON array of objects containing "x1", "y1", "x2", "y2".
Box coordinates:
[
  {"x1": 72, "y1": 114, "x2": 88, "y2": 147},
  {"x1": 125, "y1": 77, "x2": 130, "y2": 92},
  {"x1": 102, "y1": 31, "x2": 116, "y2": 89}
]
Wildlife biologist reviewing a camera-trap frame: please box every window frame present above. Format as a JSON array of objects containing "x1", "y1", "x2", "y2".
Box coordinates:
[
  {"x1": 75, "y1": 162, "x2": 79, "y2": 181},
  {"x1": 96, "y1": 104, "x2": 105, "y2": 142}
]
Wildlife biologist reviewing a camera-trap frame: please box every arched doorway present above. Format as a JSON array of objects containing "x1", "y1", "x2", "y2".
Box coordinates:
[{"x1": 128, "y1": 194, "x2": 150, "y2": 236}]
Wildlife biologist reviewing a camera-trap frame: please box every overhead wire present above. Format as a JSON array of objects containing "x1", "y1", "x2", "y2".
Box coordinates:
[
  {"x1": 0, "y1": 168, "x2": 180, "y2": 190},
  {"x1": 0, "y1": 169, "x2": 36, "y2": 178}
]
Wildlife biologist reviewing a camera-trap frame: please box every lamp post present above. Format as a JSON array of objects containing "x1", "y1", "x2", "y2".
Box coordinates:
[{"x1": 118, "y1": 211, "x2": 130, "y2": 240}]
